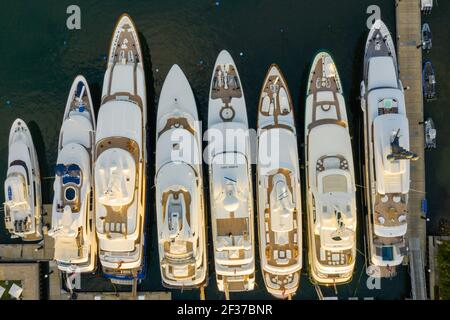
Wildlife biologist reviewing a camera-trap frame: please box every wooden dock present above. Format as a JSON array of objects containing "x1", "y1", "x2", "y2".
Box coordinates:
[{"x1": 395, "y1": 0, "x2": 427, "y2": 300}]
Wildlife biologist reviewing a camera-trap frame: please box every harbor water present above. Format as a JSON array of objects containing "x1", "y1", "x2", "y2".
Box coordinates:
[
  {"x1": 2, "y1": 0, "x2": 447, "y2": 299},
  {"x1": 422, "y1": 1, "x2": 450, "y2": 236}
]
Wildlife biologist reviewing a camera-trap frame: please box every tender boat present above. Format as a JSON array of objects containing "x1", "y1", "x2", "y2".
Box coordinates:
[
  {"x1": 48, "y1": 76, "x2": 96, "y2": 273},
  {"x1": 207, "y1": 50, "x2": 256, "y2": 293},
  {"x1": 3, "y1": 119, "x2": 42, "y2": 241},
  {"x1": 421, "y1": 23, "x2": 432, "y2": 51},
  {"x1": 305, "y1": 52, "x2": 357, "y2": 285},
  {"x1": 155, "y1": 65, "x2": 208, "y2": 289},
  {"x1": 421, "y1": 0, "x2": 433, "y2": 14},
  {"x1": 424, "y1": 117, "x2": 436, "y2": 149},
  {"x1": 94, "y1": 14, "x2": 147, "y2": 283},
  {"x1": 423, "y1": 60, "x2": 436, "y2": 101},
  {"x1": 256, "y1": 64, "x2": 302, "y2": 298},
  {"x1": 360, "y1": 20, "x2": 418, "y2": 276}
]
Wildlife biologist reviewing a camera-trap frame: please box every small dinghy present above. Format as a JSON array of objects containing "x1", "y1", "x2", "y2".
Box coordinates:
[
  {"x1": 421, "y1": 0, "x2": 433, "y2": 14},
  {"x1": 421, "y1": 23, "x2": 432, "y2": 51},
  {"x1": 423, "y1": 61, "x2": 437, "y2": 101},
  {"x1": 424, "y1": 118, "x2": 436, "y2": 149}
]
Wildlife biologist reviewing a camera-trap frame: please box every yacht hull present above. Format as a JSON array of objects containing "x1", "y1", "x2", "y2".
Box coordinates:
[
  {"x1": 94, "y1": 14, "x2": 147, "y2": 282},
  {"x1": 361, "y1": 20, "x2": 410, "y2": 273},
  {"x1": 50, "y1": 76, "x2": 97, "y2": 273},
  {"x1": 256, "y1": 64, "x2": 302, "y2": 298},
  {"x1": 305, "y1": 52, "x2": 357, "y2": 285},
  {"x1": 4, "y1": 119, "x2": 42, "y2": 241},
  {"x1": 155, "y1": 64, "x2": 208, "y2": 289},
  {"x1": 207, "y1": 50, "x2": 256, "y2": 293}
]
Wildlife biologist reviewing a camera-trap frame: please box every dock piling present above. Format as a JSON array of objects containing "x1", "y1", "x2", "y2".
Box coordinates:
[{"x1": 200, "y1": 286, "x2": 206, "y2": 300}]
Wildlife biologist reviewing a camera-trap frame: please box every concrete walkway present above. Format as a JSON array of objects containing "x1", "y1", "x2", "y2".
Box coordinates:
[
  {"x1": 0, "y1": 263, "x2": 40, "y2": 299},
  {"x1": 0, "y1": 205, "x2": 54, "y2": 261}
]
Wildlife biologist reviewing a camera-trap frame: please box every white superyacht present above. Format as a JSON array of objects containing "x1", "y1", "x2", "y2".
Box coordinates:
[
  {"x1": 257, "y1": 64, "x2": 302, "y2": 298},
  {"x1": 305, "y1": 52, "x2": 357, "y2": 285},
  {"x1": 155, "y1": 64, "x2": 208, "y2": 289},
  {"x1": 94, "y1": 14, "x2": 147, "y2": 282},
  {"x1": 49, "y1": 76, "x2": 97, "y2": 273},
  {"x1": 361, "y1": 20, "x2": 417, "y2": 274},
  {"x1": 4, "y1": 119, "x2": 42, "y2": 241},
  {"x1": 207, "y1": 50, "x2": 255, "y2": 293}
]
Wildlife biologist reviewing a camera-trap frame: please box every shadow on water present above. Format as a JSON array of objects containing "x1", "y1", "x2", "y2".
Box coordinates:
[
  {"x1": 350, "y1": 34, "x2": 366, "y2": 239},
  {"x1": 138, "y1": 31, "x2": 161, "y2": 291},
  {"x1": 296, "y1": 59, "x2": 314, "y2": 287},
  {"x1": 193, "y1": 85, "x2": 219, "y2": 299},
  {"x1": 89, "y1": 82, "x2": 103, "y2": 118},
  {"x1": 350, "y1": 32, "x2": 369, "y2": 298},
  {"x1": 28, "y1": 120, "x2": 52, "y2": 205}
]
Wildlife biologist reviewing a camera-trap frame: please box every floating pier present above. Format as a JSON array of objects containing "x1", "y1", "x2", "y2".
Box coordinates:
[{"x1": 395, "y1": 0, "x2": 427, "y2": 300}]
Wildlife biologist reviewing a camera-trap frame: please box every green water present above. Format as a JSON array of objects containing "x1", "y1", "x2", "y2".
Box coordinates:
[{"x1": 1, "y1": 0, "x2": 441, "y2": 299}]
